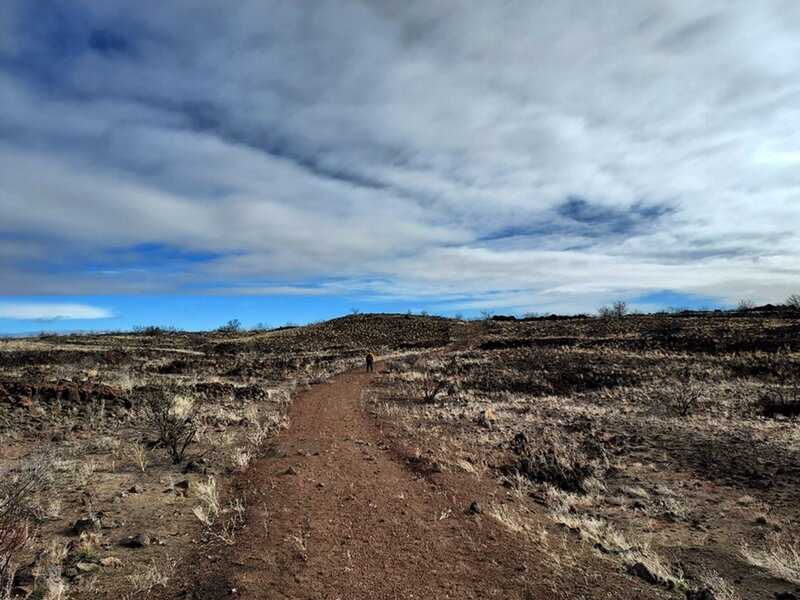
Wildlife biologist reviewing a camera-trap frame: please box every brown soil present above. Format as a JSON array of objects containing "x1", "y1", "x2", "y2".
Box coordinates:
[{"x1": 162, "y1": 363, "x2": 664, "y2": 600}]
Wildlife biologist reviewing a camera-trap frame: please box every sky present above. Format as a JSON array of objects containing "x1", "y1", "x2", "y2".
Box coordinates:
[{"x1": 2, "y1": 1, "x2": 800, "y2": 333}]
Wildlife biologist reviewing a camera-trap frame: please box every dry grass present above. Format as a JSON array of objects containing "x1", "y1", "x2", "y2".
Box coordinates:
[
  {"x1": 122, "y1": 443, "x2": 150, "y2": 473},
  {"x1": 487, "y1": 504, "x2": 529, "y2": 535},
  {"x1": 124, "y1": 556, "x2": 178, "y2": 598},
  {"x1": 621, "y1": 543, "x2": 681, "y2": 586},
  {"x1": 192, "y1": 476, "x2": 220, "y2": 527},
  {"x1": 699, "y1": 569, "x2": 742, "y2": 600},
  {"x1": 740, "y1": 535, "x2": 800, "y2": 585},
  {"x1": 230, "y1": 447, "x2": 251, "y2": 471}
]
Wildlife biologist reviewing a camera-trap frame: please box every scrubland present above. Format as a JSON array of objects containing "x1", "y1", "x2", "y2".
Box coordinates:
[
  {"x1": 370, "y1": 311, "x2": 800, "y2": 600},
  {"x1": 0, "y1": 315, "x2": 448, "y2": 599},
  {"x1": 2, "y1": 311, "x2": 799, "y2": 599}
]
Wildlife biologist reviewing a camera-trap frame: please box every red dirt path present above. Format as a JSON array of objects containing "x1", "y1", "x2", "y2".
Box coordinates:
[{"x1": 163, "y1": 364, "x2": 663, "y2": 600}]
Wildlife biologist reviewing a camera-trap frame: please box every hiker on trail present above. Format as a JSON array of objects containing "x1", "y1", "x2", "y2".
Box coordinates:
[{"x1": 365, "y1": 351, "x2": 375, "y2": 373}]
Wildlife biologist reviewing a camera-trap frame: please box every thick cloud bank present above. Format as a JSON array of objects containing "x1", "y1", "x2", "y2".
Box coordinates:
[{"x1": 2, "y1": 1, "x2": 799, "y2": 313}]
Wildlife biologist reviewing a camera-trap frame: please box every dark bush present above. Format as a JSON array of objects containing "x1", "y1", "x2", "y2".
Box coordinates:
[
  {"x1": 505, "y1": 430, "x2": 595, "y2": 493},
  {"x1": 141, "y1": 387, "x2": 197, "y2": 464}
]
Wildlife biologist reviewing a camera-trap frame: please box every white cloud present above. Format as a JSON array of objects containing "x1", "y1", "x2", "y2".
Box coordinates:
[
  {"x1": 1, "y1": 1, "x2": 800, "y2": 310},
  {"x1": 0, "y1": 303, "x2": 114, "y2": 320}
]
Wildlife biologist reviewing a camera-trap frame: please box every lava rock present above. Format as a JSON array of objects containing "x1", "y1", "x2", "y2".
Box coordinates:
[
  {"x1": 127, "y1": 532, "x2": 151, "y2": 548},
  {"x1": 73, "y1": 517, "x2": 101, "y2": 535},
  {"x1": 627, "y1": 562, "x2": 660, "y2": 586}
]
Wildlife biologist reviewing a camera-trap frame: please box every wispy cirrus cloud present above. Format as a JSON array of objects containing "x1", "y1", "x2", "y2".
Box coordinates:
[{"x1": 1, "y1": 1, "x2": 799, "y2": 314}]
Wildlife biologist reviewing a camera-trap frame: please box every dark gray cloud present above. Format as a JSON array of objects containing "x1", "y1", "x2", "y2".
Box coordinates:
[{"x1": 1, "y1": 0, "x2": 799, "y2": 312}]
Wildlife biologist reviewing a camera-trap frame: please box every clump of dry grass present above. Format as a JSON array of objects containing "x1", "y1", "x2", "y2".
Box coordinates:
[
  {"x1": 124, "y1": 556, "x2": 178, "y2": 598},
  {"x1": 622, "y1": 543, "x2": 682, "y2": 587},
  {"x1": 698, "y1": 569, "x2": 742, "y2": 600},
  {"x1": 122, "y1": 443, "x2": 149, "y2": 473},
  {"x1": 740, "y1": 534, "x2": 800, "y2": 585},
  {"x1": 192, "y1": 477, "x2": 220, "y2": 526},
  {"x1": 230, "y1": 447, "x2": 251, "y2": 471},
  {"x1": 487, "y1": 504, "x2": 530, "y2": 535}
]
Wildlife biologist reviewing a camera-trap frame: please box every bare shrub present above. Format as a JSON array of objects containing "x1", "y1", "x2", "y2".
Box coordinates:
[
  {"x1": 34, "y1": 541, "x2": 68, "y2": 600},
  {"x1": 662, "y1": 367, "x2": 704, "y2": 416},
  {"x1": 737, "y1": 299, "x2": 755, "y2": 311},
  {"x1": 787, "y1": 294, "x2": 800, "y2": 310},
  {"x1": 759, "y1": 348, "x2": 800, "y2": 418},
  {"x1": 505, "y1": 429, "x2": 596, "y2": 493},
  {"x1": 408, "y1": 357, "x2": 453, "y2": 403},
  {"x1": 1, "y1": 453, "x2": 51, "y2": 592},
  {"x1": 141, "y1": 388, "x2": 197, "y2": 464}
]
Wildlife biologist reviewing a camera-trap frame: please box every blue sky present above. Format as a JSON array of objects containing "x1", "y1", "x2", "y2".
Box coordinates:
[{"x1": 2, "y1": 1, "x2": 799, "y2": 332}]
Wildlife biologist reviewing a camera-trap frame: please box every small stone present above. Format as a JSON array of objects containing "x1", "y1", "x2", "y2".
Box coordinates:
[
  {"x1": 174, "y1": 479, "x2": 190, "y2": 490},
  {"x1": 284, "y1": 466, "x2": 299, "y2": 475},
  {"x1": 12, "y1": 566, "x2": 34, "y2": 587},
  {"x1": 627, "y1": 562, "x2": 660, "y2": 586},
  {"x1": 73, "y1": 517, "x2": 101, "y2": 535},
  {"x1": 11, "y1": 586, "x2": 33, "y2": 599},
  {"x1": 103, "y1": 519, "x2": 125, "y2": 529},
  {"x1": 129, "y1": 484, "x2": 144, "y2": 494},
  {"x1": 469, "y1": 501, "x2": 482, "y2": 515},
  {"x1": 183, "y1": 460, "x2": 207, "y2": 474},
  {"x1": 127, "y1": 532, "x2": 151, "y2": 548}
]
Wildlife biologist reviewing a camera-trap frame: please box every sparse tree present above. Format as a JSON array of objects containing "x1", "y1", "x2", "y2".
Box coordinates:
[
  {"x1": 350, "y1": 307, "x2": 361, "y2": 315},
  {"x1": 217, "y1": 318, "x2": 242, "y2": 333},
  {"x1": 598, "y1": 300, "x2": 628, "y2": 318},
  {"x1": 786, "y1": 294, "x2": 800, "y2": 310},
  {"x1": 737, "y1": 299, "x2": 756, "y2": 312},
  {"x1": 480, "y1": 309, "x2": 494, "y2": 321}
]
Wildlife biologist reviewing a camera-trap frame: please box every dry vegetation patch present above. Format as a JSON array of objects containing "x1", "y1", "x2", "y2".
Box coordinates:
[
  {"x1": 1, "y1": 318, "x2": 411, "y2": 599},
  {"x1": 368, "y1": 312, "x2": 800, "y2": 600}
]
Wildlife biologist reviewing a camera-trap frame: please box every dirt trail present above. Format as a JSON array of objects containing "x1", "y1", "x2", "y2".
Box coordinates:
[{"x1": 169, "y1": 364, "x2": 662, "y2": 600}]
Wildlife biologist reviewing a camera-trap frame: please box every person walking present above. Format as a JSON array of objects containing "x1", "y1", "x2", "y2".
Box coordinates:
[{"x1": 365, "y1": 351, "x2": 375, "y2": 373}]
